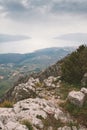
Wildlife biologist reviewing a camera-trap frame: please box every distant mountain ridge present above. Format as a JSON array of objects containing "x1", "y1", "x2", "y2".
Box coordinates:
[
  {"x1": 0, "y1": 47, "x2": 75, "y2": 64},
  {"x1": 0, "y1": 47, "x2": 75, "y2": 97}
]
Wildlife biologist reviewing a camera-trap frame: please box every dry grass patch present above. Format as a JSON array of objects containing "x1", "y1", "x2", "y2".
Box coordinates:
[{"x1": 0, "y1": 100, "x2": 14, "y2": 108}]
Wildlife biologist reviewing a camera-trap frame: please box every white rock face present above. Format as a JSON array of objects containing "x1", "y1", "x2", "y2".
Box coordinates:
[
  {"x1": 11, "y1": 77, "x2": 40, "y2": 101},
  {"x1": 68, "y1": 91, "x2": 85, "y2": 107},
  {"x1": 0, "y1": 98, "x2": 70, "y2": 130},
  {"x1": 44, "y1": 76, "x2": 57, "y2": 88}
]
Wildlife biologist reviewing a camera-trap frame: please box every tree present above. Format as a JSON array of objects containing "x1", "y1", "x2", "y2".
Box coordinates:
[{"x1": 61, "y1": 45, "x2": 87, "y2": 84}]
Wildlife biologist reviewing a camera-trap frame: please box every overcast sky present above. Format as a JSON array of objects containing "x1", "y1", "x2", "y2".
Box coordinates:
[{"x1": 0, "y1": 0, "x2": 87, "y2": 53}]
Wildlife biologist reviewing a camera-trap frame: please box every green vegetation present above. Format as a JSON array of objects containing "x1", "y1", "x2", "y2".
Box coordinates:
[
  {"x1": 0, "y1": 100, "x2": 14, "y2": 108},
  {"x1": 55, "y1": 82, "x2": 80, "y2": 100},
  {"x1": 22, "y1": 120, "x2": 33, "y2": 130},
  {"x1": 61, "y1": 45, "x2": 87, "y2": 84},
  {"x1": 60, "y1": 101, "x2": 87, "y2": 127},
  {"x1": 41, "y1": 115, "x2": 63, "y2": 130},
  {"x1": 0, "y1": 47, "x2": 73, "y2": 97},
  {"x1": 35, "y1": 82, "x2": 42, "y2": 87},
  {"x1": 0, "y1": 80, "x2": 11, "y2": 97}
]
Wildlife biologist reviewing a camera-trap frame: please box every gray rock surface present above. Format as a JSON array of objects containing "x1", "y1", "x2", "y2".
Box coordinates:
[
  {"x1": 11, "y1": 77, "x2": 40, "y2": 101},
  {"x1": 68, "y1": 91, "x2": 85, "y2": 107},
  {"x1": 0, "y1": 76, "x2": 87, "y2": 130},
  {"x1": 0, "y1": 98, "x2": 70, "y2": 130}
]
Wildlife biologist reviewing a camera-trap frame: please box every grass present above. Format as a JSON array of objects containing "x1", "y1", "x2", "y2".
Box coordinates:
[
  {"x1": 67, "y1": 121, "x2": 79, "y2": 129},
  {"x1": 35, "y1": 82, "x2": 42, "y2": 87},
  {"x1": 22, "y1": 120, "x2": 33, "y2": 130},
  {"x1": 37, "y1": 114, "x2": 64, "y2": 130},
  {"x1": 60, "y1": 100, "x2": 87, "y2": 127},
  {"x1": 55, "y1": 82, "x2": 81, "y2": 100},
  {"x1": 0, "y1": 80, "x2": 12, "y2": 98},
  {"x1": 0, "y1": 100, "x2": 14, "y2": 108},
  {"x1": 57, "y1": 81, "x2": 87, "y2": 127},
  {"x1": 36, "y1": 115, "x2": 44, "y2": 120}
]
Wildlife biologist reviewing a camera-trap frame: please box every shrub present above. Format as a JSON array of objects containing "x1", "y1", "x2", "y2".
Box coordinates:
[
  {"x1": 0, "y1": 100, "x2": 14, "y2": 108},
  {"x1": 42, "y1": 115, "x2": 64, "y2": 130},
  {"x1": 22, "y1": 120, "x2": 33, "y2": 130},
  {"x1": 36, "y1": 115, "x2": 44, "y2": 120},
  {"x1": 60, "y1": 101, "x2": 87, "y2": 127}
]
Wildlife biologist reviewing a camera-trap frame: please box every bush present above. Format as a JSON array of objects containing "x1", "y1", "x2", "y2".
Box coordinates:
[
  {"x1": 0, "y1": 100, "x2": 14, "y2": 108},
  {"x1": 22, "y1": 120, "x2": 33, "y2": 130}
]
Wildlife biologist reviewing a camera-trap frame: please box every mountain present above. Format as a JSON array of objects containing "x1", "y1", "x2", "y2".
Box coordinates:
[
  {"x1": 0, "y1": 47, "x2": 75, "y2": 97},
  {"x1": 0, "y1": 45, "x2": 87, "y2": 130},
  {"x1": 0, "y1": 47, "x2": 75, "y2": 65}
]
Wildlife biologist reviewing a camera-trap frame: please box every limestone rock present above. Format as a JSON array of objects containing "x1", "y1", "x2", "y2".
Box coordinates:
[
  {"x1": 0, "y1": 98, "x2": 71, "y2": 130},
  {"x1": 62, "y1": 126, "x2": 71, "y2": 130},
  {"x1": 68, "y1": 91, "x2": 85, "y2": 107},
  {"x1": 4, "y1": 121, "x2": 28, "y2": 130},
  {"x1": 11, "y1": 77, "x2": 41, "y2": 101}
]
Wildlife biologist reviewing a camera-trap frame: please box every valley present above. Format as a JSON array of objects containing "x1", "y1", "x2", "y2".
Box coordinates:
[{"x1": 0, "y1": 47, "x2": 75, "y2": 97}]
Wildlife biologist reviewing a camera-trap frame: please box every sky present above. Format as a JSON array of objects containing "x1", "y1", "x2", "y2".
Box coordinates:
[{"x1": 0, "y1": 0, "x2": 87, "y2": 53}]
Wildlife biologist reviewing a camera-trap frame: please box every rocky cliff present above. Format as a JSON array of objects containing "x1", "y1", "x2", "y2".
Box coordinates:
[{"x1": 0, "y1": 75, "x2": 87, "y2": 130}]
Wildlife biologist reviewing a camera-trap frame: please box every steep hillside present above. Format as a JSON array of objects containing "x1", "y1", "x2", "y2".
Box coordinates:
[
  {"x1": 0, "y1": 45, "x2": 87, "y2": 130},
  {"x1": 61, "y1": 45, "x2": 87, "y2": 85},
  {"x1": 0, "y1": 47, "x2": 74, "y2": 97}
]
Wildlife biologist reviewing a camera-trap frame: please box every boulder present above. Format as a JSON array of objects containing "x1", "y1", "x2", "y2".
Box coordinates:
[{"x1": 68, "y1": 91, "x2": 85, "y2": 107}]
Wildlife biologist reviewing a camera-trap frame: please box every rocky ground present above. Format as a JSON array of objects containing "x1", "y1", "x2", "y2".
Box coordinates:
[{"x1": 0, "y1": 76, "x2": 87, "y2": 130}]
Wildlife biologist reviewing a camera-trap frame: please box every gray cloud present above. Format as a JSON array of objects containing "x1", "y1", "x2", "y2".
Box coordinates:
[
  {"x1": 0, "y1": 0, "x2": 87, "y2": 21},
  {"x1": 51, "y1": 0, "x2": 87, "y2": 15},
  {"x1": 0, "y1": 34, "x2": 30, "y2": 43},
  {"x1": 56, "y1": 33, "x2": 87, "y2": 43}
]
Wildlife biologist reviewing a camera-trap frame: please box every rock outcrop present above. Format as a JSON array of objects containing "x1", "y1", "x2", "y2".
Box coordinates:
[
  {"x1": 0, "y1": 98, "x2": 72, "y2": 130},
  {"x1": 0, "y1": 97, "x2": 87, "y2": 130},
  {"x1": 68, "y1": 87, "x2": 87, "y2": 107},
  {"x1": 0, "y1": 75, "x2": 87, "y2": 129},
  {"x1": 1, "y1": 76, "x2": 61, "y2": 102}
]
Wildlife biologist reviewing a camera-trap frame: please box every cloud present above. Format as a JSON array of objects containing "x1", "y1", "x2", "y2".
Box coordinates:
[
  {"x1": 0, "y1": 34, "x2": 31, "y2": 43},
  {"x1": 0, "y1": 0, "x2": 87, "y2": 22},
  {"x1": 51, "y1": 0, "x2": 87, "y2": 15},
  {"x1": 55, "y1": 33, "x2": 87, "y2": 43}
]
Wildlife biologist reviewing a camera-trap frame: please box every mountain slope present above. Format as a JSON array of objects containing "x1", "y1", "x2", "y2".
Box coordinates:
[
  {"x1": 0, "y1": 46, "x2": 87, "y2": 129},
  {"x1": 0, "y1": 47, "x2": 75, "y2": 97}
]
